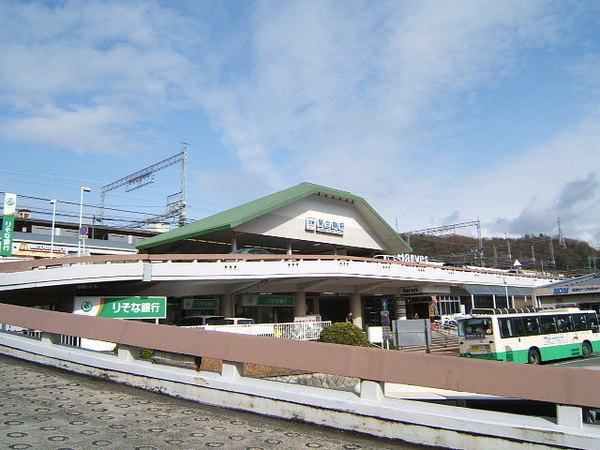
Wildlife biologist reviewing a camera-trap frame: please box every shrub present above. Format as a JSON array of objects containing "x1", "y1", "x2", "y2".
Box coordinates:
[
  {"x1": 319, "y1": 322, "x2": 373, "y2": 347},
  {"x1": 139, "y1": 348, "x2": 154, "y2": 360}
]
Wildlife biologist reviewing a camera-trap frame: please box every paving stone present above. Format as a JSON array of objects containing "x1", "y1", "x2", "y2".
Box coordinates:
[{"x1": 0, "y1": 354, "x2": 428, "y2": 449}]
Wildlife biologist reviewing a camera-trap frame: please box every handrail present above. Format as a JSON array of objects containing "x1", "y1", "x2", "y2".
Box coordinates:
[
  {"x1": 0, "y1": 253, "x2": 547, "y2": 279},
  {"x1": 1, "y1": 303, "x2": 598, "y2": 408}
]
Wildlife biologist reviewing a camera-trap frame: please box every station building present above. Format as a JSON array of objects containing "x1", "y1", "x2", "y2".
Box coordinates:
[{"x1": 134, "y1": 182, "x2": 538, "y2": 326}]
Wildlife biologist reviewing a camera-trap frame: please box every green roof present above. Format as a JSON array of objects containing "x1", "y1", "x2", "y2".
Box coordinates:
[{"x1": 136, "y1": 182, "x2": 411, "y2": 252}]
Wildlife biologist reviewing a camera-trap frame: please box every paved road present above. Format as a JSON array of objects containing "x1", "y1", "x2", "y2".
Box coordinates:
[{"x1": 0, "y1": 355, "x2": 428, "y2": 449}]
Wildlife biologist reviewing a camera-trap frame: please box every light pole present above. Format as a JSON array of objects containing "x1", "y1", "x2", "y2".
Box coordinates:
[
  {"x1": 78, "y1": 186, "x2": 91, "y2": 256},
  {"x1": 503, "y1": 277, "x2": 511, "y2": 309},
  {"x1": 49, "y1": 199, "x2": 57, "y2": 258}
]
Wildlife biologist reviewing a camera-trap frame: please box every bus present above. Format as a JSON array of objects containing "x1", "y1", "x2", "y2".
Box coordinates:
[{"x1": 457, "y1": 307, "x2": 600, "y2": 364}]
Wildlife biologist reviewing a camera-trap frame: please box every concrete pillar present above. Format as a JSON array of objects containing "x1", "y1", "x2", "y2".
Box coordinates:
[
  {"x1": 287, "y1": 240, "x2": 293, "y2": 255},
  {"x1": 312, "y1": 297, "x2": 320, "y2": 315},
  {"x1": 359, "y1": 380, "x2": 385, "y2": 400},
  {"x1": 492, "y1": 294, "x2": 497, "y2": 309},
  {"x1": 556, "y1": 405, "x2": 582, "y2": 428},
  {"x1": 117, "y1": 345, "x2": 140, "y2": 360},
  {"x1": 41, "y1": 332, "x2": 61, "y2": 345},
  {"x1": 231, "y1": 231, "x2": 237, "y2": 252},
  {"x1": 221, "y1": 361, "x2": 244, "y2": 378},
  {"x1": 221, "y1": 294, "x2": 234, "y2": 317},
  {"x1": 350, "y1": 292, "x2": 362, "y2": 329},
  {"x1": 294, "y1": 292, "x2": 306, "y2": 318}
]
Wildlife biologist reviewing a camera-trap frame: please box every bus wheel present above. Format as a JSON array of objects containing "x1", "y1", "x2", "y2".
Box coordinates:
[
  {"x1": 582, "y1": 342, "x2": 593, "y2": 359},
  {"x1": 527, "y1": 348, "x2": 541, "y2": 365}
]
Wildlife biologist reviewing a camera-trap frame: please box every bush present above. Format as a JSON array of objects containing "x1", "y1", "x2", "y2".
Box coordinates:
[
  {"x1": 319, "y1": 322, "x2": 373, "y2": 347},
  {"x1": 139, "y1": 348, "x2": 154, "y2": 360}
]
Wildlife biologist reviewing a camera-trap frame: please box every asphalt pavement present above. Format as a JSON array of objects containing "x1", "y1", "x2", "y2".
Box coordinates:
[{"x1": 0, "y1": 354, "x2": 428, "y2": 450}]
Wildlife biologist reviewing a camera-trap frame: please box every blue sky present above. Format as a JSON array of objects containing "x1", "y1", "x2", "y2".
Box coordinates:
[{"x1": 0, "y1": 0, "x2": 599, "y2": 245}]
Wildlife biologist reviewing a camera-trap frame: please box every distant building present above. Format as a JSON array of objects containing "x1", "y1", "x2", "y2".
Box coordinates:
[{"x1": 534, "y1": 273, "x2": 600, "y2": 312}]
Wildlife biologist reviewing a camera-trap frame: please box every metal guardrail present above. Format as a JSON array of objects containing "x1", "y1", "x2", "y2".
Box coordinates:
[{"x1": 180, "y1": 321, "x2": 332, "y2": 341}]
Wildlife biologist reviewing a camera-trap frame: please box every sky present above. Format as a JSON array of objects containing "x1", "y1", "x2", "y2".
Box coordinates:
[{"x1": 0, "y1": 0, "x2": 599, "y2": 246}]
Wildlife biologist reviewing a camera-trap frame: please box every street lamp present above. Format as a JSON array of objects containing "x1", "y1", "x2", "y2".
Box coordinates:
[
  {"x1": 503, "y1": 277, "x2": 511, "y2": 309},
  {"x1": 78, "y1": 187, "x2": 91, "y2": 256},
  {"x1": 49, "y1": 199, "x2": 57, "y2": 258}
]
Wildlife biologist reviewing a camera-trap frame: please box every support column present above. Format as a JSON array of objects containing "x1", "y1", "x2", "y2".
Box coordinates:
[
  {"x1": 492, "y1": 294, "x2": 497, "y2": 309},
  {"x1": 294, "y1": 292, "x2": 306, "y2": 318},
  {"x1": 231, "y1": 231, "x2": 237, "y2": 252},
  {"x1": 556, "y1": 405, "x2": 582, "y2": 428},
  {"x1": 220, "y1": 294, "x2": 234, "y2": 317},
  {"x1": 287, "y1": 240, "x2": 293, "y2": 255},
  {"x1": 350, "y1": 292, "x2": 362, "y2": 329}
]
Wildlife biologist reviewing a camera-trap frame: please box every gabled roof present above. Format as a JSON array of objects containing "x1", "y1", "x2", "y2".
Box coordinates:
[{"x1": 136, "y1": 182, "x2": 411, "y2": 253}]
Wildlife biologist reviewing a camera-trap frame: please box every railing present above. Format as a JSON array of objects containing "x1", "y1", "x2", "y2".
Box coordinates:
[
  {"x1": 0, "y1": 253, "x2": 551, "y2": 280},
  {"x1": 195, "y1": 321, "x2": 331, "y2": 340},
  {"x1": 1, "y1": 303, "x2": 599, "y2": 448}
]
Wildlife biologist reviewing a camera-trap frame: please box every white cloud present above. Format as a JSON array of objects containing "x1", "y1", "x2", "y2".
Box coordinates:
[{"x1": 0, "y1": 0, "x2": 203, "y2": 153}]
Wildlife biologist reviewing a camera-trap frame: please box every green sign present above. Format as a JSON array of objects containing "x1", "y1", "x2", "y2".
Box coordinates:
[
  {"x1": 183, "y1": 298, "x2": 219, "y2": 309},
  {"x1": 257, "y1": 295, "x2": 295, "y2": 306},
  {"x1": 1, "y1": 193, "x2": 17, "y2": 256},
  {"x1": 75, "y1": 296, "x2": 167, "y2": 319}
]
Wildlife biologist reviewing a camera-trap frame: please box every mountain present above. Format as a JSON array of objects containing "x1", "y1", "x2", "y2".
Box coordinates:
[{"x1": 405, "y1": 233, "x2": 599, "y2": 276}]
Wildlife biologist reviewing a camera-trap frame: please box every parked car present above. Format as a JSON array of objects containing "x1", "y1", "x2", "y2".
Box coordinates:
[
  {"x1": 225, "y1": 317, "x2": 255, "y2": 325},
  {"x1": 175, "y1": 315, "x2": 227, "y2": 327},
  {"x1": 229, "y1": 248, "x2": 271, "y2": 254}
]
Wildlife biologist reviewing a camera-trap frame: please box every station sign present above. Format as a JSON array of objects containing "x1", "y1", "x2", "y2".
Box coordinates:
[
  {"x1": 305, "y1": 216, "x2": 345, "y2": 236},
  {"x1": 74, "y1": 296, "x2": 167, "y2": 319}
]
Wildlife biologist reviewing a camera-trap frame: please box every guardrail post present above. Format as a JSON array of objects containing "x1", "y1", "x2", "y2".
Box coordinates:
[
  {"x1": 556, "y1": 404, "x2": 582, "y2": 428},
  {"x1": 221, "y1": 361, "x2": 244, "y2": 378},
  {"x1": 41, "y1": 332, "x2": 61, "y2": 345},
  {"x1": 359, "y1": 379, "x2": 385, "y2": 400},
  {"x1": 117, "y1": 345, "x2": 141, "y2": 360}
]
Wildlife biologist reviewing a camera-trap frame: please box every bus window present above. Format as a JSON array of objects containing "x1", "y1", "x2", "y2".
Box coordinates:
[
  {"x1": 510, "y1": 317, "x2": 525, "y2": 337},
  {"x1": 523, "y1": 316, "x2": 541, "y2": 335},
  {"x1": 573, "y1": 314, "x2": 588, "y2": 331},
  {"x1": 556, "y1": 315, "x2": 573, "y2": 333},
  {"x1": 498, "y1": 318, "x2": 511, "y2": 338},
  {"x1": 499, "y1": 318, "x2": 524, "y2": 338},
  {"x1": 588, "y1": 314, "x2": 600, "y2": 333},
  {"x1": 540, "y1": 315, "x2": 557, "y2": 334},
  {"x1": 458, "y1": 318, "x2": 492, "y2": 338}
]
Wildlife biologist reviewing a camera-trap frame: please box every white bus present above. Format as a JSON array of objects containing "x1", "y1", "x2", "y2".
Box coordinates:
[{"x1": 458, "y1": 307, "x2": 600, "y2": 364}]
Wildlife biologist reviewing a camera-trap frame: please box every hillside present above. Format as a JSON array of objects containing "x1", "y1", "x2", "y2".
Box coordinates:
[{"x1": 405, "y1": 233, "x2": 599, "y2": 276}]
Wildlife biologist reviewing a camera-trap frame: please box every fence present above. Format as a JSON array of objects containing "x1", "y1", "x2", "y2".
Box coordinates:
[{"x1": 1, "y1": 303, "x2": 599, "y2": 449}]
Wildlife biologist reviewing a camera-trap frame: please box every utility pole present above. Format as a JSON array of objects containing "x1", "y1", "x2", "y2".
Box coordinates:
[
  {"x1": 549, "y1": 236, "x2": 556, "y2": 267},
  {"x1": 493, "y1": 245, "x2": 498, "y2": 268},
  {"x1": 531, "y1": 241, "x2": 536, "y2": 263},
  {"x1": 557, "y1": 218, "x2": 566, "y2": 248}
]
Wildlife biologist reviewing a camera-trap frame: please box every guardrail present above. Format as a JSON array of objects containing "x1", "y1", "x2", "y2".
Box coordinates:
[
  {"x1": 1, "y1": 303, "x2": 599, "y2": 448},
  {"x1": 0, "y1": 253, "x2": 551, "y2": 280},
  {"x1": 185, "y1": 321, "x2": 331, "y2": 340}
]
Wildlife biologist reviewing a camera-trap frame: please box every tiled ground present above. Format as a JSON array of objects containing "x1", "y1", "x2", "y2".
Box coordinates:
[{"x1": 0, "y1": 354, "x2": 426, "y2": 449}]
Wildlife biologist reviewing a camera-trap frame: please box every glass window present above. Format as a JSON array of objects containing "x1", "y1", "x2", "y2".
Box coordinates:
[
  {"x1": 458, "y1": 318, "x2": 492, "y2": 337},
  {"x1": 573, "y1": 314, "x2": 588, "y2": 331},
  {"x1": 498, "y1": 318, "x2": 511, "y2": 338},
  {"x1": 523, "y1": 316, "x2": 541, "y2": 335},
  {"x1": 556, "y1": 315, "x2": 573, "y2": 333},
  {"x1": 588, "y1": 314, "x2": 600, "y2": 333},
  {"x1": 510, "y1": 318, "x2": 525, "y2": 337},
  {"x1": 540, "y1": 315, "x2": 557, "y2": 334}
]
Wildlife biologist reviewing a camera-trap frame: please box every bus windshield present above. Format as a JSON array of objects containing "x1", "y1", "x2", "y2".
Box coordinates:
[{"x1": 458, "y1": 317, "x2": 492, "y2": 338}]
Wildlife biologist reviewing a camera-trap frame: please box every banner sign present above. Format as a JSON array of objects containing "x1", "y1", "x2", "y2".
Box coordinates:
[
  {"x1": 1, "y1": 193, "x2": 17, "y2": 256},
  {"x1": 74, "y1": 296, "x2": 167, "y2": 319},
  {"x1": 183, "y1": 298, "x2": 219, "y2": 310},
  {"x1": 242, "y1": 295, "x2": 295, "y2": 307}
]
